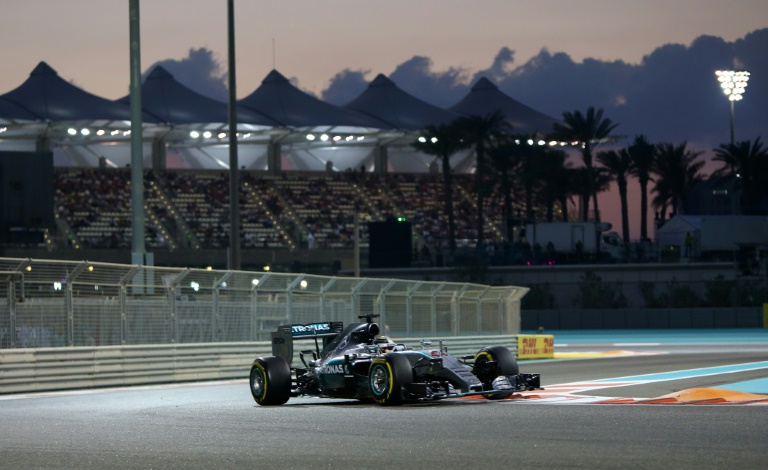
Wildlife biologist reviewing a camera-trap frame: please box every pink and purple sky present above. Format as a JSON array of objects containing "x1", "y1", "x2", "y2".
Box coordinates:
[{"x1": 2, "y1": 1, "x2": 765, "y2": 99}]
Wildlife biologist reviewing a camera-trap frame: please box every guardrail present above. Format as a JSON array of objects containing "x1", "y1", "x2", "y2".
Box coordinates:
[{"x1": 0, "y1": 335, "x2": 528, "y2": 395}]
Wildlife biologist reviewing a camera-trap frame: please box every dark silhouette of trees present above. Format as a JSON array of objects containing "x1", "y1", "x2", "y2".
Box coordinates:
[
  {"x1": 457, "y1": 110, "x2": 510, "y2": 245},
  {"x1": 712, "y1": 137, "x2": 768, "y2": 214},
  {"x1": 627, "y1": 135, "x2": 656, "y2": 241},
  {"x1": 552, "y1": 107, "x2": 619, "y2": 222},
  {"x1": 537, "y1": 148, "x2": 571, "y2": 222},
  {"x1": 597, "y1": 148, "x2": 633, "y2": 246},
  {"x1": 487, "y1": 140, "x2": 523, "y2": 241},
  {"x1": 652, "y1": 142, "x2": 705, "y2": 218},
  {"x1": 412, "y1": 121, "x2": 469, "y2": 255}
]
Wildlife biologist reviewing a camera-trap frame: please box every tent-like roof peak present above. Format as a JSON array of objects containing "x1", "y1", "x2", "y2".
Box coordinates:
[
  {"x1": 471, "y1": 77, "x2": 498, "y2": 91},
  {"x1": 146, "y1": 66, "x2": 174, "y2": 80},
  {"x1": 239, "y1": 69, "x2": 387, "y2": 128},
  {"x1": 450, "y1": 77, "x2": 560, "y2": 135},
  {"x1": 0, "y1": 61, "x2": 134, "y2": 122},
  {"x1": 369, "y1": 74, "x2": 395, "y2": 88},
  {"x1": 342, "y1": 74, "x2": 458, "y2": 130},
  {"x1": 117, "y1": 64, "x2": 277, "y2": 126},
  {"x1": 31, "y1": 61, "x2": 57, "y2": 77},
  {"x1": 262, "y1": 69, "x2": 289, "y2": 85}
]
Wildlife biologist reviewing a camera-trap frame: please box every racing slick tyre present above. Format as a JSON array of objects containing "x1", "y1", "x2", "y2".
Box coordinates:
[
  {"x1": 250, "y1": 356, "x2": 292, "y2": 406},
  {"x1": 473, "y1": 346, "x2": 519, "y2": 400},
  {"x1": 369, "y1": 353, "x2": 413, "y2": 406}
]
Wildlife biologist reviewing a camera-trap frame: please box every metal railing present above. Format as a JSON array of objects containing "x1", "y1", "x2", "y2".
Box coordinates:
[{"x1": 0, "y1": 257, "x2": 528, "y2": 349}]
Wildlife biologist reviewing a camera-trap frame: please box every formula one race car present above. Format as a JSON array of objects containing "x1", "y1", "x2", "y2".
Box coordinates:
[{"x1": 249, "y1": 314, "x2": 541, "y2": 406}]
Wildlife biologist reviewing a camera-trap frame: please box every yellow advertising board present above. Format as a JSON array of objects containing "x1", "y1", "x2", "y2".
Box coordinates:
[
  {"x1": 763, "y1": 304, "x2": 768, "y2": 328},
  {"x1": 517, "y1": 334, "x2": 555, "y2": 359}
]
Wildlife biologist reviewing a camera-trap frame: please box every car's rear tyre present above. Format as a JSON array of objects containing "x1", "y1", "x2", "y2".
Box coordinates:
[
  {"x1": 369, "y1": 354, "x2": 413, "y2": 406},
  {"x1": 250, "y1": 356, "x2": 292, "y2": 406},
  {"x1": 473, "y1": 346, "x2": 519, "y2": 400}
]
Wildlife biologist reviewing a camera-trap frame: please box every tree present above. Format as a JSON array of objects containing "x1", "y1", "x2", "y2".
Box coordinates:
[
  {"x1": 570, "y1": 166, "x2": 613, "y2": 224},
  {"x1": 712, "y1": 137, "x2": 768, "y2": 214},
  {"x1": 487, "y1": 140, "x2": 523, "y2": 241},
  {"x1": 652, "y1": 142, "x2": 705, "y2": 217},
  {"x1": 552, "y1": 107, "x2": 619, "y2": 222},
  {"x1": 597, "y1": 148, "x2": 633, "y2": 248},
  {"x1": 412, "y1": 121, "x2": 469, "y2": 256},
  {"x1": 627, "y1": 135, "x2": 656, "y2": 241},
  {"x1": 456, "y1": 110, "x2": 510, "y2": 245},
  {"x1": 536, "y1": 148, "x2": 571, "y2": 222}
]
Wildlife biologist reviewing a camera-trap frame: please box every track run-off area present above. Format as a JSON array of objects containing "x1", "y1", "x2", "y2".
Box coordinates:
[
  {"x1": 512, "y1": 329, "x2": 768, "y2": 405},
  {"x1": 1, "y1": 329, "x2": 766, "y2": 469}
]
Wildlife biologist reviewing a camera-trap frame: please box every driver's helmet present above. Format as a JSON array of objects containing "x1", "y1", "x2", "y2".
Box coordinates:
[{"x1": 374, "y1": 335, "x2": 396, "y2": 353}]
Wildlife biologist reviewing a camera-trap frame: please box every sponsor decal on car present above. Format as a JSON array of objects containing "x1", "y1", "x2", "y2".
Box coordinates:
[
  {"x1": 320, "y1": 361, "x2": 349, "y2": 375},
  {"x1": 320, "y1": 364, "x2": 342, "y2": 374},
  {"x1": 291, "y1": 323, "x2": 333, "y2": 336}
]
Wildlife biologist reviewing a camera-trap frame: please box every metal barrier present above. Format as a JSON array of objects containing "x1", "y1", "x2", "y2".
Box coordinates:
[
  {"x1": 0, "y1": 336, "x2": 520, "y2": 394},
  {"x1": 0, "y1": 257, "x2": 528, "y2": 349}
]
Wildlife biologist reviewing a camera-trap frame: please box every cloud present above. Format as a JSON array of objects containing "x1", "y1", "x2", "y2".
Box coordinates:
[
  {"x1": 144, "y1": 30, "x2": 767, "y2": 149},
  {"x1": 320, "y1": 28, "x2": 767, "y2": 148},
  {"x1": 472, "y1": 46, "x2": 517, "y2": 84},
  {"x1": 388, "y1": 56, "x2": 470, "y2": 107},
  {"x1": 321, "y1": 69, "x2": 371, "y2": 105},
  {"x1": 145, "y1": 47, "x2": 228, "y2": 102}
]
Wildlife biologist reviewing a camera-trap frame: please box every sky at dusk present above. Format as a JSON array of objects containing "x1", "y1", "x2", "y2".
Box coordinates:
[
  {"x1": 2, "y1": 1, "x2": 765, "y2": 98},
  {"x1": 2, "y1": 0, "x2": 767, "y2": 240}
]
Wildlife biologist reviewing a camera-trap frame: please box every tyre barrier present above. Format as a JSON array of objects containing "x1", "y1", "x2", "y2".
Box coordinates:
[{"x1": 0, "y1": 335, "x2": 526, "y2": 395}]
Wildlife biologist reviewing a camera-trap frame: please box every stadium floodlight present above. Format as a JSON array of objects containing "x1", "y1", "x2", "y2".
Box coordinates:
[{"x1": 715, "y1": 70, "x2": 750, "y2": 145}]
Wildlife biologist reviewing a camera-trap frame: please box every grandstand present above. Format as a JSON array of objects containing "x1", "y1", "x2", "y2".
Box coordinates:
[
  {"x1": 0, "y1": 61, "x2": 559, "y2": 271},
  {"x1": 38, "y1": 167, "x2": 525, "y2": 270}
]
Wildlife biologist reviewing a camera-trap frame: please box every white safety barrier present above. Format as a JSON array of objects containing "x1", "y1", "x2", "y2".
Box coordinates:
[{"x1": 0, "y1": 336, "x2": 520, "y2": 394}]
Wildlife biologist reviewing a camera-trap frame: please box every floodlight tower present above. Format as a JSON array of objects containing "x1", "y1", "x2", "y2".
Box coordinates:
[{"x1": 715, "y1": 70, "x2": 750, "y2": 145}]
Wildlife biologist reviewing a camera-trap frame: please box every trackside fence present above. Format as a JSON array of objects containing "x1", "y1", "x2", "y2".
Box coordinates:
[{"x1": 0, "y1": 257, "x2": 529, "y2": 349}]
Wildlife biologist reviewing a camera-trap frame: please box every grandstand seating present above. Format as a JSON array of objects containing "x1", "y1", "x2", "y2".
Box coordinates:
[{"x1": 53, "y1": 168, "x2": 519, "y2": 255}]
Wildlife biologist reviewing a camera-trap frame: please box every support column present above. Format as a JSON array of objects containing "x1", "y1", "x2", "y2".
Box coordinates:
[
  {"x1": 35, "y1": 136, "x2": 50, "y2": 153},
  {"x1": 152, "y1": 138, "x2": 166, "y2": 171},
  {"x1": 128, "y1": 0, "x2": 145, "y2": 265},
  {"x1": 374, "y1": 144, "x2": 388, "y2": 175},
  {"x1": 268, "y1": 141, "x2": 282, "y2": 175}
]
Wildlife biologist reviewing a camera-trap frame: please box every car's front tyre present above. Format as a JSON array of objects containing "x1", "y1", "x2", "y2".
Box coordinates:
[
  {"x1": 369, "y1": 354, "x2": 413, "y2": 406},
  {"x1": 250, "y1": 356, "x2": 292, "y2": 406},
  {"x1": 473, "y1": 346, "x2": 519, "y2": 400}
]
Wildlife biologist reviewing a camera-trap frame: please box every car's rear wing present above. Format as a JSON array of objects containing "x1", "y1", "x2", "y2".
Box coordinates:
[{"x1": 271, "y1": 322, "x2": 344, "y2": 364}]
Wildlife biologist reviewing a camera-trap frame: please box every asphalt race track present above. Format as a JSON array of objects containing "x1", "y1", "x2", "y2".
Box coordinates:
[{"x1": 1, "y1": 329, "x2": 766, "y2": 469}]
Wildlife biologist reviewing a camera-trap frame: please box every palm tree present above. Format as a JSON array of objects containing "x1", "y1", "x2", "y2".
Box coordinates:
[
  {"x1": 597, "y1": 149, "x2": 633, "y2": 247},
  {"x1": 456, "y1": 110, "x2": 509, "y2": 245},
  {"x1": 412, "y1": 121, "x2": 469, "y2": 255},
  {"x1": 552, "y1": 107, "x2": 619, "y2": 222},
  {"x1": 652, "y1": 142, "x2": 705, "y2": 217},
  {"x1": 537, "y1": 148, "x2": 570, "y2": 222},
  {"x1": 487, "y1": 141, "x2": 523, "y2": 241},
  {"x1": 712, "y1": 137, "x2": 768, "y2": 214},
  {"x1": 627, "y1": 135, "x2": 656, "y2": 241}
]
